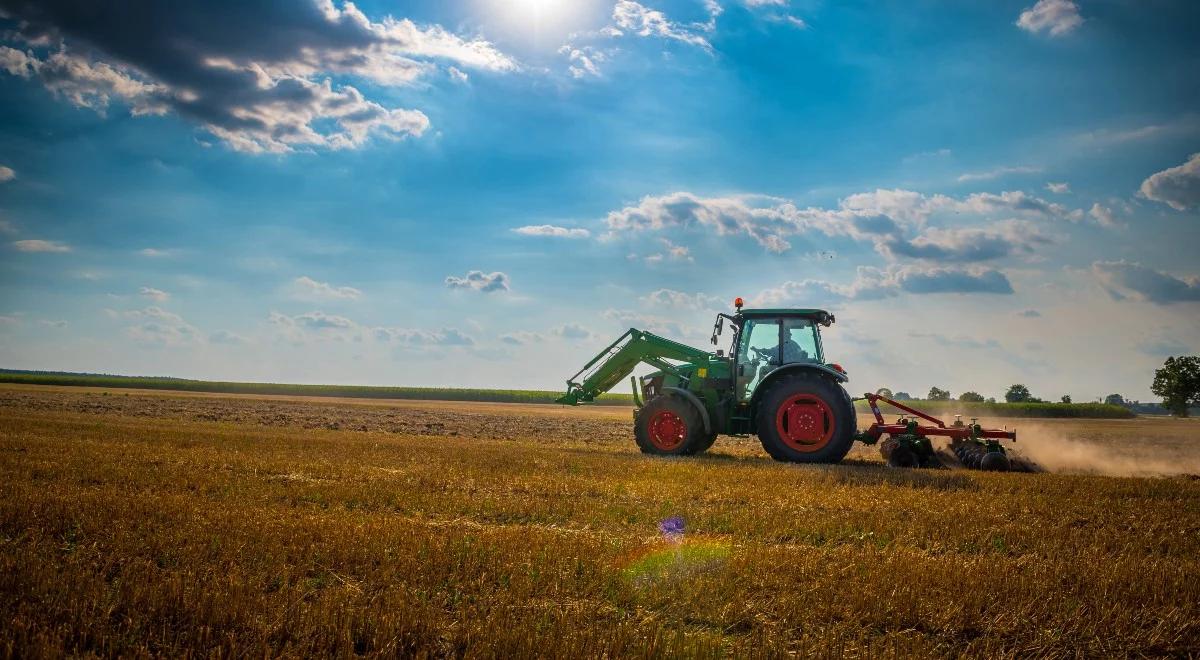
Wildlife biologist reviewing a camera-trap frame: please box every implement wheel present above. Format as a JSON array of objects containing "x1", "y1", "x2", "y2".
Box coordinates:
[
  {"x1": 635, "y1": 394, "x2": 708, "y2": 456},
  {"x1": 756, "y1": 372, "x2": 855, "y2": 463}
]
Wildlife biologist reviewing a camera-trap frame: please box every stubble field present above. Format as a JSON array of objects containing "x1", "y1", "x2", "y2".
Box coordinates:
[{"x1": 1, "y1": 384, "x2": 1198, "y2": 657}]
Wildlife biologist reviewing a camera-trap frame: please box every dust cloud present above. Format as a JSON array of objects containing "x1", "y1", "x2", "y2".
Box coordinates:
[{"x1": 1013, "y1": 423, "x2": 1200, "y2": 477}]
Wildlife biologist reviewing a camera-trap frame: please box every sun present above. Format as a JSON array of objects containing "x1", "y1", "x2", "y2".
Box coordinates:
[{"x1": 482, "y1": 0, "x2": 593, "y2": 44}]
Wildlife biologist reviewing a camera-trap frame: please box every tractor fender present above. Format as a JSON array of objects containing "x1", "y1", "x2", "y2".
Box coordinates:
[
  {"x1": 748, "y1": 364, "x2": 848, "y2": 416},
  {"x1": 662, "y1": 387, "x2": 712, "y2": 434}
]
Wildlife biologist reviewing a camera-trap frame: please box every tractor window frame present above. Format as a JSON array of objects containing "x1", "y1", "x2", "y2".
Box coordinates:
[{"x1": 778, "y1": 317, "x2": 823, "y2": 365}]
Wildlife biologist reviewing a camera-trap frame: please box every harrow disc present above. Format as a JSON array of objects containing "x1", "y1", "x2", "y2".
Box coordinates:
[{"x1": 980, "y1": 451, "x2": 1011, "y2": 472}]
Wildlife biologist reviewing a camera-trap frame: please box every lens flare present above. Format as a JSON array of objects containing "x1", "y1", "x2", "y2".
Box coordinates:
[{"x1": 622, "y1": 517, "x2": 731, "y2": 585}]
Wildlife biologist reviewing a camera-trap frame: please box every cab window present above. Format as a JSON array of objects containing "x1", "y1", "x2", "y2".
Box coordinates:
[
  {"x1": 736, "y1": 318, "x2": 780, "y2": 400},
  {"x1": 780, "y1": 318, "x2": 820, "y2": 364}
]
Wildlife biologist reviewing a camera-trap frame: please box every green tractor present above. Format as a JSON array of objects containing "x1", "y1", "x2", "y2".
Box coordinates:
[{"x1": 556, "y1": 298, "x2": 856, "y2": 463}]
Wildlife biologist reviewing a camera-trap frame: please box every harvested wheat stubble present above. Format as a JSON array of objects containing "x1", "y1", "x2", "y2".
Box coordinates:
[{"x1": 1, "y1": 385, "x2": 1199, "y2": 657}]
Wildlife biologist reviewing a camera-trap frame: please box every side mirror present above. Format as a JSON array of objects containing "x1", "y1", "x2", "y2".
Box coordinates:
[{"x1": 710, "y1": 315, "x2": 725, "y2": 345}]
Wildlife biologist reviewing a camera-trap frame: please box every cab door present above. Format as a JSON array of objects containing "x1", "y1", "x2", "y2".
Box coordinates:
[{"x1": 735, "y1": 317, "x2": 781, "y2": 402}]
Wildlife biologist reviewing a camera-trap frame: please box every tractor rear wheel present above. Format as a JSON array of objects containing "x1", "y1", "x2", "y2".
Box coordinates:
[
  {"x1": 694, "y1": 430, "x2": 719, "y2": 454},
  {"x1": 635, "y1": 394, "x2": 708, "y2": 456},
  {"x1": 755, "y1": 372, "x2": 855, "y2": 463}
]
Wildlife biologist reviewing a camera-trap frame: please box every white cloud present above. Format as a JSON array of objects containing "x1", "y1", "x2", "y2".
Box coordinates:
[
  {"x1": 447, "y1": 66, "x2": 468, "y2": 83},
  {"x1": 1088, "y1": 203, "x2": 1120, "y2": 228},
  {"x1": 956, "y1": 165, "x2": 1042, "y2": 182},
  {"x1": 658, "y1": 237, "x2": 692, "y2": 261},
  {"x1": 0, "y1": 165, "x2": 14, "y2": 182},
  {"x1": 499, "y1": 330, "x2": 545, "y2": 346},
  {"x1": 640, "y1": 237, "x2": 694, "y2": 263},
  {"x1": 139, "y1": 287, "x2": 170, "y2": 302},
  {"x1": 1139, "y1": 153, "x2": 1200, "y2": 211},
  {"x1": 0, "y1": 219, "x2": 16, "y2": 235},
  {"x1": 13, "y1": 239, "x2": 71, "y2": 252},
  {"x1": 293, "y1": 311, "x2": 355, "y2": 329},
  {"x1": 512, "y1": 224, "x2": 591, "y2": 238},
  {"x1": 375, "y1": 326, "x2": 475, "y2": 346},
  {"x1": 603, "y1": 309, "x2": 688, "y2": 338},
  {"x1": 641, "y1": 289, "x2": 722, "y2": 310},
  {"x1": 1017, "y1": 0, "x2": 1083, "y2": 36},
  {"x1": 294, "y1": 275, "x2": 362, "y2": 300},
  {"x1": 139, "y1": 247, "x2": 177, "y2": 257},
  {"x1": 124, "y1": 306, "x2": 202, "y2": 347},
  {"x1": 445, "y1": 270, "x2": 510, "y2": 293},
  {"x1": 603, "y1": 188, "x2": 1076, "y2": 258},
  {"x1": 558, "y1": 45, "x2": 605, "y2": 79},
  {"x1": 611, "y1": 1, "x2": 715, "y2": 51},
  {"x1": 39, "y1": 319, "x2": 68, "y2": 328},
  {"x1": 1045, "y1": 182, "x2": 1070, "y2": 194},
  {"x1": 1074, "y1": 117, "x2": 1200, "y2": 148},
  {"x1": 209, "y1": 329, "x2": 248, "y2": 345}
]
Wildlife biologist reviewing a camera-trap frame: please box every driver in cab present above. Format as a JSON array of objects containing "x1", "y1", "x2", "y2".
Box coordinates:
[{"x1": 756, "y1": 327, "x2": 809, "y2": 365}]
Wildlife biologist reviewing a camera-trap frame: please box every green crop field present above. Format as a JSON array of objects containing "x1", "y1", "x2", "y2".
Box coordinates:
[
  {"x1": 852, "y1": 398, "x2": 1135, "y2": 419},
  {"x1": 1, "y1": 385, "x2": 1198, "y2": 657},
  {"x1": 0, "y1": 371, "x2": 1140, "y2": 418},
  {"x1": 0, "y1": 370, "x2": 635, "y2": 406}
]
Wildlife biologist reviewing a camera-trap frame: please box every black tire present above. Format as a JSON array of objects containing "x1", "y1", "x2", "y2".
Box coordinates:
[
  {"x1": 755, "y1": 372, "x2": 855, "y2": 463},
  {"x1": 694, "y1": 431, "x2": 719, "y2": 454},
  {"x1": 887, "y1": 441, "x2": 919, "y2": 468},
  {"x1": 634, "y1": 394, "x2": 708, "y2": 456}
]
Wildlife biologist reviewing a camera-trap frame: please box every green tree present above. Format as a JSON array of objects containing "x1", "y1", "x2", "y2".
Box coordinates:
[
  {"x1": 1005, "y1": 384, "x2": 1031, "y2": 403},
  {"x1": 928, "y1": 387, "x2": 950, "y2": 401},
  {"x1": 1151, "y1": 356, "x2": 1200, "y2": 417},
  {"x1": 959, "y1": 391, "x2": 985, "y2": 402},
  {"x1": 894, "y1": 391, "x2": 912, "y2": 400},
  {"x1": 875, "y1": 387, "x2": 894, "y2": 398},
  {"x1": 1060, "y1": 395, "x2": 1072, "y2": 404},
  {"x1": 1104, "y1": 393, "x2": 1126, "y2": 407}
]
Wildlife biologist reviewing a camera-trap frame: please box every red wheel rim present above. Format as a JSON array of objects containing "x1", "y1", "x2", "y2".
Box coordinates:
[
  {"x1": 648, "y1": 410, "x2": 687, "y2": 451},
  {"x1": 775, "y1": 394, "x2": 835, "y2": 453}
]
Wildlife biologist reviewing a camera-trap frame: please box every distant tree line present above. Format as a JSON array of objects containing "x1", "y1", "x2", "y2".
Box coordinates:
[{"x1": 875, "y1": 354, "x2": 1199, "y2": 417}]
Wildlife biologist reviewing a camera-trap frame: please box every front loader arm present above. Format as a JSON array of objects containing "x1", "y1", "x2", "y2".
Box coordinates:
[{"x1": 556, "y1": 328, "x2": 711, "y2": 405}]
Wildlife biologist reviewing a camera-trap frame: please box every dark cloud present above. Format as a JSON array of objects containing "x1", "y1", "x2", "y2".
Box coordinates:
[
  {"x1": 1138, "y1": 338, "x2": 1191, "y2": 357},
  {"x1": 755, "y1": 265, "x2": 1014, "y2": 306},
  {"x1": 0, "y1": 0, "x2": 514, "y2": 151},
  {"x1": 909, "y1": 332, "x2": 1001, "y2": 350},
  {"x1": 375, "y1": 327, "x2": 475, "y2": 346},
  {"x1": 879, "y1": 221, "x2": 1049, "y2": 262},
  {"x1": 894, "y1": 266, "x2": 1013, "y2": 294},
  {"x1": 444, "y1": 270, "x2": 510, "y2": 293},
  {"x1": 1092, "y1": 261, "x2": 1200, "y2": 304},
  {"x1": 294, "y1": 311, "x2": 354, "y2": 329},
  {"x1": 552, "y1": 323, "x2": 594, "y2": 341}
]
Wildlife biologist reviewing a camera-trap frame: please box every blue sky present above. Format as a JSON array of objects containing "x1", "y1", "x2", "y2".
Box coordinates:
[{"x1": 0, "y1": 0, "x2": 1197, "y2": 401}]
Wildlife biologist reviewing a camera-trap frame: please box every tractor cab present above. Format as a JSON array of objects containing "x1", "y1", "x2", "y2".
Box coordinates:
[{"x1": 710, "y1": 299, "x2": 841, "y2": 403}]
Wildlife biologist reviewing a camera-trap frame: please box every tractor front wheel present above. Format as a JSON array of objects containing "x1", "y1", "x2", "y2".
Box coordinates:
[
  {"x1": 635, "y1": 394, "x2": 708, "y2": 456},
  {"x1": 756, "y1": 373, "x2": 855, "y2": 463}
]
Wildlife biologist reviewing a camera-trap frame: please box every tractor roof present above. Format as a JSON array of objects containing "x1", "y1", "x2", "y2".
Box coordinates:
[
  {"x1": 738, "y1": 308, "x2": 835, "y2": 325},
  {"x1": 740, "y1": 308, "x2": 831, "y2": 317}
]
